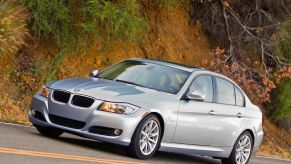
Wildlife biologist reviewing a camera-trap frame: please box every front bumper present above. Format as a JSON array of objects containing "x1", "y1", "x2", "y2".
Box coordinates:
[{"x1": 29, "y1": 94, "x2": 145, "y2": 146}]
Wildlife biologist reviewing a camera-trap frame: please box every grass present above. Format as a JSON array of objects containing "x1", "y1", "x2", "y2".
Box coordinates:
[
  {"x1": 0, "y1": 95, "x2": 30, "y2": 125},
  {"x1": 22, "y1": 0, "x2": 147, "y2": 51},
  {"x1": 0, "y1": 0, "x2": 29, "y2": 55},
  {"x1": 257, "y1": 119, "x2": 291, "y2": 160},
  {"x1": 44, "y1": 49, "x2": 66, "y2": 83}
]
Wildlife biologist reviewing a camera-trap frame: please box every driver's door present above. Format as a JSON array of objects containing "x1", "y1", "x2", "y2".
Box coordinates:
[{"x1": 173, "y1": 75, "x2": 216, "y2": 146}]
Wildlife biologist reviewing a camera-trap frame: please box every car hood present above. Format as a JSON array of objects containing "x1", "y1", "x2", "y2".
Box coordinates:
[{"x1": 46, "y1": 78, "x2": 175, "y2": 107}]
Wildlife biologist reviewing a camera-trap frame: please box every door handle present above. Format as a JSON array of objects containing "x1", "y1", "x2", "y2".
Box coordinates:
[
  {"x1": 208, "y1": 110, "x2": 216, "y2": 115},
  {"x1": 237, "y1": 112, "x2": 245, "y2": 118}
]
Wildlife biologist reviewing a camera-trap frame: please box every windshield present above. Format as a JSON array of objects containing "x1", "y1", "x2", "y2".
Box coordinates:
[{"x1": 97, "y1": 60, "x2": 191, "y2": 94}]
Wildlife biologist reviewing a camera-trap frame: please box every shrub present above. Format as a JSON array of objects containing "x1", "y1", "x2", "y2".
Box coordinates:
[
  {"x1": 0, "y1": 0, "x2": 29, "y2": 55},
  {"x1": 82, "y1": 0, "x2": 147, "y2": 44},
  {"x1": 271, "y1": 81, "x2": 291, "y2": 119},
  {"x1": 268, "y1": 66, "x2": 291, "y2": 130},
  {"x1": 274, "y1": 18, "x2": 291, "y2": 64},
  {"x1": 21, "y1": 0, "x2": 74, "y2": 49},
  {"x1": 268, "y1": 80, "x2": 291, "y2": 130},
  {"x1": 193, "y1": 0, "x2": 291, "y2": 68},
  {"x1": 22, "y1": 0, "x2": 147, "y2": 50}
]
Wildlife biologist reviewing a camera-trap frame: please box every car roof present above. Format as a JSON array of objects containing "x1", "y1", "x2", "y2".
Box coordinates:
[{"x1": 128, "y1": 58, "x2": 205, "y2": 72}]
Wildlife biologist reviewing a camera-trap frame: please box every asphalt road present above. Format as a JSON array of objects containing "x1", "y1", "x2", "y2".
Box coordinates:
[{"x1": 0, "y1": 123, "x2": 290, "y2": 164}]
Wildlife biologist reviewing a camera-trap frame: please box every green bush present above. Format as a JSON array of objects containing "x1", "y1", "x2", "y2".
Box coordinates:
[
  {"x1": 22, "y1": 0, "x2": 81, "y2": 49},
  {"x1": 0, "y1": 0, "x2": 29, "y2": 55},
  {"x1": 82, "y1": 0, "x2": 147, "y2": 44},
  {"x1": 270, "y1": 80, "x2": 291, "y2": 121},
  {"x1": 274, "y1": 18, "x2": 291, "y2": 63},
  {"x1": 21, "y1": 0, "x2": 147, "y2": 50}
]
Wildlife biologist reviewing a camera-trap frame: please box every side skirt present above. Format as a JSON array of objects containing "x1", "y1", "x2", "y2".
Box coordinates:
[{"x1": 159, "y1": 142, "x2": 232, "y2": 158}]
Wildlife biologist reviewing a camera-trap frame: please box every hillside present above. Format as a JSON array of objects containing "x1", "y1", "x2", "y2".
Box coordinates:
[{"x1": 0, "y1": 0, "x2": 290, "y2": 160}]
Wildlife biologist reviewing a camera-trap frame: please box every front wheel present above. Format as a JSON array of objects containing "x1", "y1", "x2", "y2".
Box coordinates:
[
  {"x1": 128, "y1": 114, "x2": 162, "y2": 159},
  {"x1": 33, "y1": 124, "x2": 63, "y2": 138},
  {"x1": 222, "y1": 131, "x2": 253, "y2": 164}
]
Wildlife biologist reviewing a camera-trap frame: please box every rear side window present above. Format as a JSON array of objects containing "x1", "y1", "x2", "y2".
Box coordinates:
[
  {"x1": 216, "y1": 78, "x2": 235, "y2": 105},
  {"x1": 235, "y1": 87, "x2": 245, "y2": 107}
]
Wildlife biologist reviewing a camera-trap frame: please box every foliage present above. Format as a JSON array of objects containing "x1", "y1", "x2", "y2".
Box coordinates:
[
  {"x1": 82, "y1": 0, "x2": 147, "y2": 44},
  {"x1": 0, "y1": 0, "x2": 29, "y2": 55},
  {"x1": 270, "y1": 80, "x2": 291, "y2": 121},
  {"x1": 274, "y1": 18, "x2": 291, "y2": 63},
  {"x1": 21, "y1": 0, "x2": 147, "y2": 50},
  {"x1": 192, "y1": 0, "x2": 291, "y2": 70},
  {"x1": 269, "y1": 66, "x2": 291, "y2": 130},
  {"x1": 22, "y1": 0, "x2": 74, "y2": 49},
  {"x1": 274, "y1": 66, "x2": 291, "y2": 85},
  {"x1": 44, "y1": 49, "x2": 66, "y2": 83},
  {"x1": 204, "y1": 48, "x2": 276, "y2": 105}
]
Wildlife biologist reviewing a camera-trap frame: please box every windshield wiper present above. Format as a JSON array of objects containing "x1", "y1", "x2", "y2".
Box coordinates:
[{"x1": 115, "y1": 79, "x2": 144, "y2": 88}]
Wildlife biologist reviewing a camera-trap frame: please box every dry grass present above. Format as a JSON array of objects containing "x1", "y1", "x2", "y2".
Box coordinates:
[
  {"x1": 0, "y1": 0, "x2": 30, "y2": 55},
  {"x1": 257, "y1": 119, "x2": 291, "y2": 159},
  {"x1": 0, "y1": 95, "x2": 30, "y2": 125}
]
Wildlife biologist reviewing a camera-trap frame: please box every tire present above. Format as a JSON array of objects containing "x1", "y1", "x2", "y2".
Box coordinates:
[
  {"x1": 33, "y1": 124, "x2": 63, "y2": 138},
  {"x1": 221, "y1": 131, "x2": 253, "y2": 164},
  {"x1": 128, "y1": 114, "x2": 162, "y2": 159}
]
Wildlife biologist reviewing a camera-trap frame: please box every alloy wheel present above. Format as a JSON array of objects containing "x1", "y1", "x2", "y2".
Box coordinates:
[
  {"x1": 235, "y1": 135, "x2": 252, "y2": 164},
  {"x1": 139, "y1": 120, "x2": 160, "y2": 155}
]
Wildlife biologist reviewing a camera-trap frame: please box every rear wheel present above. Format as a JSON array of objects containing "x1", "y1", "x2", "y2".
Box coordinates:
[
  {"x1": 33, "y1": 124, "x2": 63, "y2": 138},
  {"x1": 128, "y1": 114, "x2": 162, "y2": 159},
  {"x1": 222, "y1": 131, "x2": 253, "y2": 164}
]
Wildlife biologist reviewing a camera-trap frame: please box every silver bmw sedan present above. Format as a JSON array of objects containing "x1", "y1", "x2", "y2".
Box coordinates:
[{"x1": 29, "y1": 58, "x2": 263, "y2": 164}]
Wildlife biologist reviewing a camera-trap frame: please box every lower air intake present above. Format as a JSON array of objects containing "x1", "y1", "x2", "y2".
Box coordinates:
[{"x1": 49, "y1": 114, "x2": 85, "y2": 129}]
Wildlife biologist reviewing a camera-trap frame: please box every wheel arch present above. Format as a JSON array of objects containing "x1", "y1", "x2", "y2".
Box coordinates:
[
  {"x1": 150, "y1": 112, "x2": 165, "y2": 139},
  {"x1": 131, "y1": 111, "x2": 165, "y2": 142},
  {"x1": 235, "y1": 129, "x2": 255, "y2": 147},
  {"x1": 244, "y1": 129, "x2": 255, "y2": 146}
]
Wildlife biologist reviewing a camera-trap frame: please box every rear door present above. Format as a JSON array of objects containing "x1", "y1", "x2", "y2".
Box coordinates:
[{"x1": 209, "y1": 77, "x2": 245, "y2": 147}]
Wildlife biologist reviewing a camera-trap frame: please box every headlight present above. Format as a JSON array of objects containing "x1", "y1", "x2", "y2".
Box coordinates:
[
  {"x1": 38, "y1": 86, "x2": 49, "y2": 98},
  {"x1": 98, "y1": 102, "x2": 140, "y2": 115}
]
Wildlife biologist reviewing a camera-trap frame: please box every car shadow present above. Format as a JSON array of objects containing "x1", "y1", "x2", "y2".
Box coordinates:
[{"x1": 31, "y1": 131, "x2": 220, "y2": 164}]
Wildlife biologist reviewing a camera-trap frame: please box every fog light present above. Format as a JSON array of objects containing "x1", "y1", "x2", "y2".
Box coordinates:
[{"x1": 113, "y1": 129, "x2": 122, "y2": 136}]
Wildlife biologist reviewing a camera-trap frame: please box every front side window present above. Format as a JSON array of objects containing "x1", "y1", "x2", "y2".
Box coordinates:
[
  {"x1": 216, "y1": 78, "x2": 235, "y2": 105},
  {"x1": 97, "y1": 60, "x2": 191, "y2": 94},
  {"x1": 235, "y1": 87, "x2": 245, "y2": 107},
  {"x1": 188, "y1": 76, "x2": 213, "y2": 102}
]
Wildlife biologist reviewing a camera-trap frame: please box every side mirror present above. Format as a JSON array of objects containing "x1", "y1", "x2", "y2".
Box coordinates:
[
  {"x1": 186, "y1": 91, "x2": 205, "y2": 101},
  {"x1": 89, "y1": 70, "x2": 99, "y2": 77}
]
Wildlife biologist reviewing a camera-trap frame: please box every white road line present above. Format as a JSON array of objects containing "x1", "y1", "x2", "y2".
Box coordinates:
[{"x1": 0, "y1": 122, "x2": 33, "y2": 128}]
